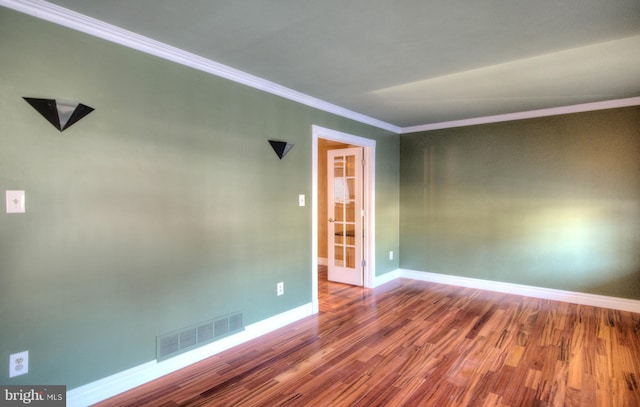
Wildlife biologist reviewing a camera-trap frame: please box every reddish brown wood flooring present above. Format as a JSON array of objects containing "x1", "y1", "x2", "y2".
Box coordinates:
[{"x1": 95, "y1": 267, "x2": 640, "y2": 406}]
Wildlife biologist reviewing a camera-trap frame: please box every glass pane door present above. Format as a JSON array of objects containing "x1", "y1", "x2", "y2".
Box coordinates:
[{"x1": 327, "y1": 148, "x2": 363, "y2": 286}]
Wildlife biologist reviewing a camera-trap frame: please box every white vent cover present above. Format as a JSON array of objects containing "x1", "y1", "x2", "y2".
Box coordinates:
[{"x1": 157, "y1": 312, "x2": 243, "y2": 361}]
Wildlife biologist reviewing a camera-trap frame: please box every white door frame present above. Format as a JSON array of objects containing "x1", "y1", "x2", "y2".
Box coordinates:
[{"x1": 311, "y1": 125, "x2": 376, "y2": 314}]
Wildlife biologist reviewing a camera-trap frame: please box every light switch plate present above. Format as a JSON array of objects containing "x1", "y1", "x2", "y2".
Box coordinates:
[
  {"x1": 298, "y1": 194, "x2": 305, "y2": 207},
  {"x1": 6, "y1": 190, "x2": 25, "y2": 213}
]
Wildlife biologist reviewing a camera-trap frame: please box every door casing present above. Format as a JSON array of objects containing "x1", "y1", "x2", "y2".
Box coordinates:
[{"x1": 311, "y1": 125, "x2": 376, "y2": 314}]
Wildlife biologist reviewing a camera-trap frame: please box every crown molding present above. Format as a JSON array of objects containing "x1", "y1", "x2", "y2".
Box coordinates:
[
  {"x1": 0, "y1": 0, "x2": 401, "y2": 134},
  {"x1": 401, "y1": 96, "x2": 640, "y2": 134},
  {"x1": 3, "y1": 0, "x2": 638, "y2": 136}
]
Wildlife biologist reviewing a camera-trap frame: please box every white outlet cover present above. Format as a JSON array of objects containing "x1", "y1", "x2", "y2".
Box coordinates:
[
  {"x1": 9, "y1": 350, "x2": 29, "y2": 378},
  {"x1": 6, "y1": 190, "x2": 26, "y2": 213}
]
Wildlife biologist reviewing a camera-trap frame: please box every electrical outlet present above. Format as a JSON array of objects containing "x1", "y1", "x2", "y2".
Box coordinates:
[
  {"x1": 9, "y1": 351, "x2": 28, "y2": 378},
  {"x1": 389, "y1": 251, "x2": 394, "y2": 260},
  {"x1": 277, "y1": 282, "x2": 284, "y2": 296}
]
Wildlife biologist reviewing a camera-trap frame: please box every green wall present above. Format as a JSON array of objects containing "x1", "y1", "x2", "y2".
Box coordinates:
[
  {"x1": 0, "y1": 9, "x2": 399, "y2": 388},
  {"x1": 400, "y1": 107, "x2": 640, "y2": 299}
]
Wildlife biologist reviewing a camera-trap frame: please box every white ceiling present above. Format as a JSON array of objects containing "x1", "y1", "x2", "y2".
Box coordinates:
[{"x1": 7, "y1": 0, "x2": 640, "y2": 129}]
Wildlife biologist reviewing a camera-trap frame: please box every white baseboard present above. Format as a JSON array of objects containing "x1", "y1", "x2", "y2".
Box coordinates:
[
  {"x1": 67, "y1": 270, "x2": 640, "y2": 406},
  {"x1": 67, "y1": 303, "x2": 314, "y2": 407},
  {"x1": 398, "y1": 269, "x2": 640, "y2": 313},
  {"x1": 373, "y1": 269, "x2": 399, "y2": 288}
]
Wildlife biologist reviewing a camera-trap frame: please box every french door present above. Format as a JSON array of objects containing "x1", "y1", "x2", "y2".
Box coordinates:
[{"x1": 327, "y1": 147, "x2": 363, "y2": 286}]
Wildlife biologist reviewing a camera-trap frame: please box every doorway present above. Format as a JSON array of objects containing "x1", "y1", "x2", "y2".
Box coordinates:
[{"x1": 311, "y1": 125, "x2": 376, "y2": 314}]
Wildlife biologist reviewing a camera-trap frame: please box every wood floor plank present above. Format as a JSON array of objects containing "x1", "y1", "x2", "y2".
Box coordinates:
[{"x1": 94, "y1": 268, "x2": 640, "y2": 406}]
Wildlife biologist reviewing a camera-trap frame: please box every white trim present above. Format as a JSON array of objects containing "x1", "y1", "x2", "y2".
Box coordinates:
[
  {"x1": 398, "y1": 269, "x2": 640, "y2": 313},
  {"x1": 401, "y1": 97, "x2": 640, "y2": 133},
  {"x1": 311, "y1": 125, "x2": 376, "y2": 313},
  {"x1": 363, "y1": 142, "x2": 376, "y2": 289},
  {"x1": 311, "y1": 134, "x2": 320, "y2": 314},
  {"x1": 0, "y1": 0, "x2": 400, "y2": 134},
  {"x1": 66, "y1": 303, "x2": 313, "y2": 407},
  {"x1": 2, "y1": 1, "x2": 637, "y2": 135},
  {"x1": 373, "y1": 269, "x2": 399, "y2": 288},
  {"x1": 65, "y1": 269, "x2": 640, "y2": 407}
]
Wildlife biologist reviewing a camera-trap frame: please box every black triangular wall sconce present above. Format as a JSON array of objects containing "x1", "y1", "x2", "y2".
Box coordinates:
[
  {"x1": 23, "y1": 97, "x2": 95, "y2": 132},
  {"x1": 268, "y1": 139, "x2": 295, "y2": 160}
]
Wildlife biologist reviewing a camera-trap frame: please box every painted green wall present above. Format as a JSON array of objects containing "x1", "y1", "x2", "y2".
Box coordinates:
[
  {"x1": 400, "y1": 107, "x2": 640, "y2": 299},
  {"x1": 0, "y1": 9, "x2": 399, "y2": 388}
]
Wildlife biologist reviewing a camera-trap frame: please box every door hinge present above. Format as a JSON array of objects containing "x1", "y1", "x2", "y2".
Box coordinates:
[
  {"x1": 361, "y1": 260, "x2": 366, "y2": 267},
  {"x1": 362, "y1": 159, "x2": 366, "y2": 167}
]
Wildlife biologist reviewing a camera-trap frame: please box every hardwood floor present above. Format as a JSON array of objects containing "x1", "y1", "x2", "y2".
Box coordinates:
[{"x1": 95, "y1": 267, "x2": 640, "y2": 406}]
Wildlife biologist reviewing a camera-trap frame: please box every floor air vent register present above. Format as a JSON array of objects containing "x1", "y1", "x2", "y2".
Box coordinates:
[{"x1": 157, "y1": 312, "x2": 244, "y2": 361}]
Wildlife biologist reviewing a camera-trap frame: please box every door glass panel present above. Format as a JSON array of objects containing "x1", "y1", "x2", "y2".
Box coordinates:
[
  {"x1": 345, "y1": 201, "x2": 355, "y2": 223},
  {"x1": 334, "y1": 223, "x2": 344, "y2": 244},
  {"x1": 346, "y1": 247, "x2": 356, "y2": 268},
  {"x1": 347, "y1": 178, "x2": 355, "y2": 201},
  {"x1": 334, "y1": 203, "x2": 344, "y2": 222},
  {"x1": 334, "y1": 245, "x2": 344, "y2": 266},
  {"x1": 345, "y1": 227, "x2": 355, "y2": 245},
  {"x1": 333, "y1": 178, "x2": 348, "y2": 203},
  {"x1": 333, "y1": 156, "x2": 344, "y2": 177},
  {"x1": 346, "y1": 155, "x2": 356, "y2": 177}
]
